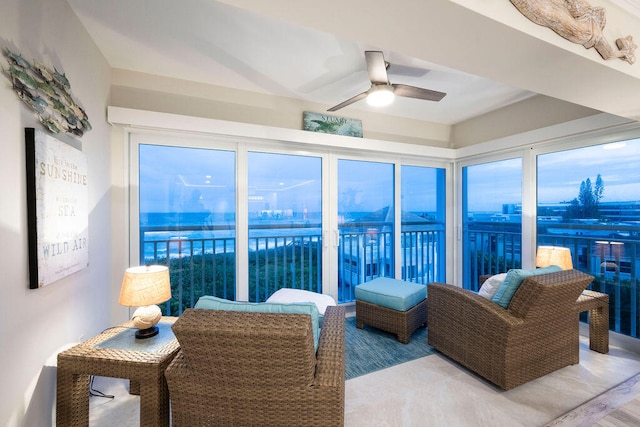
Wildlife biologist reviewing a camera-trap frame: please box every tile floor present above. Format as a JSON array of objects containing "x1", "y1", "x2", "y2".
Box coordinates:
[{"x1": 87, "y1": 335, "x2": 640, "y2": 426}]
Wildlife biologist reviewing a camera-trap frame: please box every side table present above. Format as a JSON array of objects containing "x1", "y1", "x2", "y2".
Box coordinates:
[
  {"x1": 56, "y1": 316, "x2": 179, "y2": 427},
  {"x1": 575, "y1": 290, "x2": 609, "y2": 354}
]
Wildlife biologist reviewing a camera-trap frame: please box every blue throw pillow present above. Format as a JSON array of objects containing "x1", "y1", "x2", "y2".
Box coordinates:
[
  {"x1": 194, "y1": 295, "x2": 321, "y2": 349},
  {"x1": 491, "y1": 265, "x2": 563, "y2": 309}
]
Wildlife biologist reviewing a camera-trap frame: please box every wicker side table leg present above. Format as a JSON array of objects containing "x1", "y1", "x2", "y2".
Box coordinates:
[
  {"x1": 56, "y1": 368, "x2": 90, "y2": 427},
  {"x1": 139, "y1": 375, "x2": 171, "y2": 427},
  {"x1": 589, "y1": 304, "x2": 609, "y2": 354}
]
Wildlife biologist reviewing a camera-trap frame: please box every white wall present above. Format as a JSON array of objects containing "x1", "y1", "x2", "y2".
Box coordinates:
[
  {"x1": 110, "y1": 68, "x2": 454, "y2": 148},
  {"x1": 0, "y1": 0, "x2": 114, "y2": 425}
]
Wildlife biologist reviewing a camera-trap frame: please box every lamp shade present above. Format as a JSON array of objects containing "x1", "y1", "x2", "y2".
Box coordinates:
[
  {"x1": 119, "y1": 265, "x2": 171, "y2": 307},
  {"x1": 536, "y1": 246, "x2": 573, "y2": 270}
]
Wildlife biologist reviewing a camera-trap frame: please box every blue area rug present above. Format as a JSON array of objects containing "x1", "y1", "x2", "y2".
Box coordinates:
[{"x1": 345, "y1": 316, "x2": 435, "y2": 380}]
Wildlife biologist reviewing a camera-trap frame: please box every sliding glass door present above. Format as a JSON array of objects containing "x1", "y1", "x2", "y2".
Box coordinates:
[
  {"x1": 132, "y1": 132, "x2": 448, "y2": 312},
  {"x1": 337, "y1": 159, "x2": 394, "y2": 302},
  {"x1": 138, "y1": 143, "x2": 236, "y2": 314},
  {"x1": 247, "y1": 152, "x2": 322, "y2": 302},
  {"x1": 537, "y1": 139, "x2": 640, "y2": 336},
  {"x1": 462, "y1": 158, "x2": 522, "y2": 290},
  {"x1": 401, "y1": 165, "x2": 446, "y2": 284}
]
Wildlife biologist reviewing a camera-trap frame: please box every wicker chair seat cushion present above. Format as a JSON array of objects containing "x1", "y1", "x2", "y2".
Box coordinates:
[
  {"x1": 492, "y1": 265, "x2": 562, "y2": 308},
  {"x1": 195, "y1": 295, "x2": 320, "y2": 349},
  {"x1": 354, "y1": 278, "x2": 426, "y2": 311}
]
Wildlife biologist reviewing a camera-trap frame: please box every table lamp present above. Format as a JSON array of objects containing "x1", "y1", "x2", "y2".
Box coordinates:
[
  {"x1": 536, "y1": 246, "x2": 573, "y2": 270},
  {"x1": 119, "y1": 265, "x2": 171, "y2": 339},
  {"x1": 596, "y1": 240, "x2": 623, "y2": 274}
]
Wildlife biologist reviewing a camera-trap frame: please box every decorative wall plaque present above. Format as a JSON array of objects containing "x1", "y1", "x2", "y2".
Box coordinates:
[
  {"x1": 25, "y1": 128, "x2": 89, "y2": 289},
  {"x1": 303, "y1": 111, "x2": 363, "y2": 137}
]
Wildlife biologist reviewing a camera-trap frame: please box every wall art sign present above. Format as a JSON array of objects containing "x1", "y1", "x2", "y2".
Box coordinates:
[
  {"x1": 3, "y1": 47, "x2": 92, "y2": 137},
  {"x1": 303, "y1": 111, "x2": 363, "y2": 138},
  {"x1": 25, "y1": 128, "x2": 89, "y2": 289}
]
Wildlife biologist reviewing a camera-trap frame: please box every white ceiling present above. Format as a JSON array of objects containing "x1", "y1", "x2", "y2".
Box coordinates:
[
  {"x1": 611, "y1": 0, "x2": 640, "y2": 18},
  {"x1": 66, "y1": 0, "x2": 640, "y2": 126},
  {"x1": 65, "y1": 0, "x2": 539, "y2": 125}
]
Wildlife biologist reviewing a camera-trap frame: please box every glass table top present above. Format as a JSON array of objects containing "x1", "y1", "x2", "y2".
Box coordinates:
[{"x1": 96, "y1": 321, "x2": 175, "y2": 353}]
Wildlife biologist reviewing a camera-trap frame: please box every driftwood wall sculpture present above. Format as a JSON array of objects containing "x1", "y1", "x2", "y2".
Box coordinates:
[{"x1": 510, "y1": 0, "x2": 636, "y2": 64}]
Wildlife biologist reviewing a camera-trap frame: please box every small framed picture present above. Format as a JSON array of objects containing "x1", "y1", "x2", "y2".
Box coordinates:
[{"x1": 303, "y1": 111, "x2": 363, "y2": 138}]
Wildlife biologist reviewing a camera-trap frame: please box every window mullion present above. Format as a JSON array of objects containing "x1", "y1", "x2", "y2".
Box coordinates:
[{"x1": 236, "y1": 143, "x2": 249, "y2": 302}]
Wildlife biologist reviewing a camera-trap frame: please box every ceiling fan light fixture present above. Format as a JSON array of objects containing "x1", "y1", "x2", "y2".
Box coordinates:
[
  {"x1": 327, "y1": 51, "x2": 445, "y2": 112},
  {"x1": 366, "y1": 85, "x2": 395, "y2": 107}
]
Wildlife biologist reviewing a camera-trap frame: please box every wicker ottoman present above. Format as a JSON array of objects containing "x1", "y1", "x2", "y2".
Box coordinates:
[{"x1": 354, "y1": 278, "x2": 427, "y2": 344}]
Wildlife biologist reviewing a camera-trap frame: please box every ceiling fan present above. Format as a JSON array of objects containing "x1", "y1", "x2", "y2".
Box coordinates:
[{"x1": 327, "y1": 51, "x2": 446, "y2": 112}]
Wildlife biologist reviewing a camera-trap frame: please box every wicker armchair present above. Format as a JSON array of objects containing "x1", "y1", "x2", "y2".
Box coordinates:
[
  {"x1": 427, "y1": 269, "x2": 594, "y2": 390},
  {"x1": 165, "y1": 305, "x2": 346, "y2": 426}
]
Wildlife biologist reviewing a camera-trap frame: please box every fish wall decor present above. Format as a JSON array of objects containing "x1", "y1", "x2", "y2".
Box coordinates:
[{"x1": 2, "y1": 48, "x2": 92, "y2": 137}]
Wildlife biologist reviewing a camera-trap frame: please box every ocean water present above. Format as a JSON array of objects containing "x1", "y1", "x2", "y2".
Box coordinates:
[
  {"x1": 140, "y1": 212, "x2": 322, "y2": 261},
  {"x1": 139, "y1": 210, "x2": 438, "y2": 261}
]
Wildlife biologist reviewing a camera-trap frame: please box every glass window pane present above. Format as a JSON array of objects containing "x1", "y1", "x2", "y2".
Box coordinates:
[
  {"x1": 139, "y1": 144, "x2": 236, "y2": 314},
  {"x1": 338, "y1": 160, "x2": 394, "y2": 302},
  {"x1": 401, "y1": 165, "x2": 446, "y2": 283},
  {"x1": 247, "y1": 152, "x2": 322, "y2": 302},
  {"x1": 537, "y1": 139, "x2": 640, "y2": 336},
  {"x1": 462, "y1": 158, "x2": 522, "y2": 290}
]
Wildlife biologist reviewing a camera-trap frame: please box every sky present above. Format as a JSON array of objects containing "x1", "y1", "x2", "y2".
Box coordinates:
[
  {"x1": 138, "y1": 138, "x2": 640, "y2": 217},
  {"x1": 139, "y1": 146, "x2": 440, "y2": 216},
  {"x1": 538, "y1": 139, "x2": 640, "y2": 205},
  {"x1": 466, "y1": 138, "x2": 640, "y2": 212}
]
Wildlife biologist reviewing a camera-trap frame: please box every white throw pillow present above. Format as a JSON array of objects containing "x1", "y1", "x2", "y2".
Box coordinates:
[
  {"x1": 266, "y1": 288, "x2": 336, "y2": 315},
  {"x1": 478, "y1": 273, "x2": 508, "y2": 299}
]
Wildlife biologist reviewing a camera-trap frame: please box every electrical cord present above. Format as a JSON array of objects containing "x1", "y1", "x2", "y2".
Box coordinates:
[
  {"x1": 89, "y1": 375, "x2": 114, "y2": 399},
  {"x1": 101, "y1": 325, "x2": 136, "y2": 333},
  {"x1": 86, "y1": 325, "x2": 136, "y2": 400}
]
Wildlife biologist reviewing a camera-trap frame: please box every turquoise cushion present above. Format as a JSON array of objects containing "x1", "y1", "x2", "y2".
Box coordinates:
[
  {"x1": 491, "y1": 265, "x2": 563, "y2": 309},
  {"x1": 354, "y1": 278, "x2": 427, "y2": 311},
  {"x1": 194, "y1": 296, "x2": 320, "y2": 350}
]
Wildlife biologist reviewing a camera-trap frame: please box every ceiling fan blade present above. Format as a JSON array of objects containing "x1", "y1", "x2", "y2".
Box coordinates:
[
  {"x1": 392, "y1": 84, "x2": 446, "y2": 102},
  {"x1": 365, "y1": 51, "x2": 389, "y2": 85},
  {"x1": 387, "y1": 63, "x2": 430, "y2": 78},
  {"x1": 327, "y1": 91, "x2": 368, "y2": 112}
]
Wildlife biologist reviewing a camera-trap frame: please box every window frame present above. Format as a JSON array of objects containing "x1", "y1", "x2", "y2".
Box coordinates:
[{"x1": 127, "y1": 128, "x2": 452, "y2": 305}]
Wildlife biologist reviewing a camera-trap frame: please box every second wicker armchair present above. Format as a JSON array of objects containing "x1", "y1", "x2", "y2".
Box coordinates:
[{"x1": 427, "y1": 269, "x2": 594, "y2": 390}]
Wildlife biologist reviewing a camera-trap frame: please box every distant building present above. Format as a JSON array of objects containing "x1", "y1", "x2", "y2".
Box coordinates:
[{"x1": 538, "y1": 200, "x2": 640, "y2": 223}]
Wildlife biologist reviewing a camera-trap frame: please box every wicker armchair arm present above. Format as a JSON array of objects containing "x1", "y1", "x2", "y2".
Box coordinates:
[
  {"x1": 314, "y1": 305, "x2": 346, "y2": 388},
  {"x1": 428, "y1": 283, "x2": 524, "y2": 328}
]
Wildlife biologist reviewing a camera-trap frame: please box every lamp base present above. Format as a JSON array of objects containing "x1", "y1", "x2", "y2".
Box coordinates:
[
  {"x1": 131, "y1": 304, "x2": 162, "y2": 339},
  {"x1": 135, "y1": 326, "x2": 159, "y2": 339}
]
